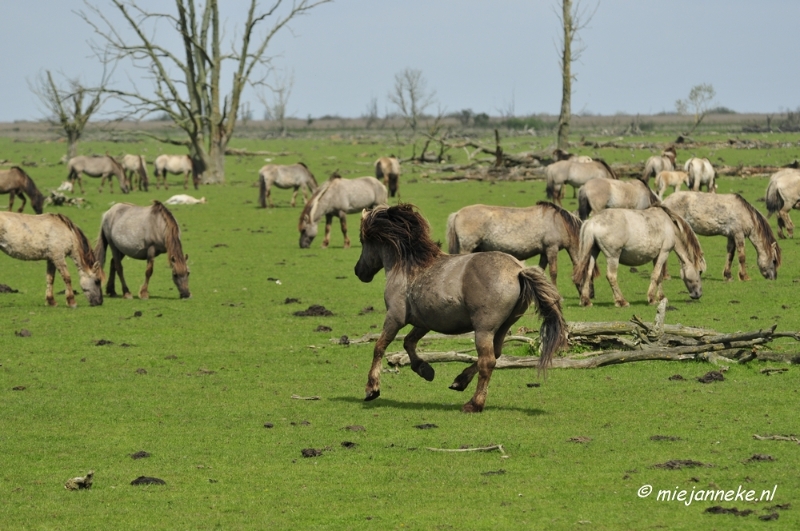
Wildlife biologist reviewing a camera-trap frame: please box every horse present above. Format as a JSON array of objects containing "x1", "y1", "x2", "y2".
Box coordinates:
[
  {"x1": 765, "y1": 168, "x2": 800, "y2": 238},
  {"x1": 153, "y1": 154, "x2": 199, "y2": 190},
  {"x1": 663, "y1": 192, "x2": 780, "y2": 281},
  {"x1": 95, "y1": 201, "x2": 191, "y2": 299},
  {"x1": 654, "y1": 170, "x2": 689, "y2": 199},
  {"x1": 164, "y1": 194, "x2": 206, "y2": 205},
  {"x1": 446, "y1": 201, "x2": 583, "y2": 288},
  {"x1": 0, "y1": 212, "x2": 103, "y2": 307},
  {"x1": 640, "y1": 146, "x2": 677, "y2": 185},
  {"x1": 545, "y1": 159, "x2": 617, "y2": 206},
  {"x1": 578, "y1": 178, "x2": 659, "y2": 220},
  {"x1": 298, "y1": 174, "x2": 387, "y2": 248},
  {"x1": 552, "y1": 148, "x2": 592, "y2": 163},
  {"x1": 0, "y1": 166, "x2": 45, "y2": 214},
  {"x1": 120, "y1": 154, "x2": 149, "y2": 191},
  {"x1": 684, "y1": 157, "x2": 716, "y2": 192},
  {"x1": 354, "y1": 204, "x2": 567, "y2": 413},
  {"x1": 67, "y1": 155, "x2": 129, "y2": 194},
  {"x1": 258, "y1": 162, "x2": 318, "y2": 208},
  {"x1": 375, "y1": 156, "x2": 401, "y2": 197},
  {"x1": 572, "y1": 206, "x2": 706, "y2": 307}
]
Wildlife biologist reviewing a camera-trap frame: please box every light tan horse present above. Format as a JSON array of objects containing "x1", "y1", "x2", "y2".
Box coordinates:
[
  {"x1": 95, "y1": 201, "x2": 190, "y2": 299},
  {"x1": 153, "y1": 154, "x2": 198, "y2": 190},
  {"x1": 0, "y1": 166, "x2": 45, "y2": 214},
  {"x1": 0, "y1": 212, "x2": 103, "y2": 307},
  {"x1": 663, "y1": 192, "x2": 780, "y2": 281},
  {"x1": 375, "y1": 156, "x2": 401, "y2": 198},
  {"x1": 684, "y1": 157, "x2": 716, "y2": 192},
  {"x1": 641, "y1": 146, "x2": 677, "y2": 185},
  {"x1": 120, "y1": 154, "x2": 149, "y2": 191},
  {"x1": 298, "y1": 173, "x2": 387, "y2": 248},
  {"x1": 578, "y1": 178, "x2": 659, "y2": 220},
  {"x1": 67, "y1": 155, "x2": 129, "y2": 194},
  {"x1": 654, "y1": 170, "x2": 689, "y2": 199},
  {"x1": 765, "y1": 168, "x2": 800, "y2": 238},
  {"x1": 545, "y1": 159, "x2": 617, "y2": 206},
  {"x1": 355, "y1": 204, "x2": 567, "y2": 413},
  {"x1": 572, "y1": 206, "x2": 705, "y2": 307},
  {"x1": 258, "y1": 162, "x2": 318, "y2": 208},
  {"x1": 446, "y1": 201, "x2": 583, "y2": 288}
]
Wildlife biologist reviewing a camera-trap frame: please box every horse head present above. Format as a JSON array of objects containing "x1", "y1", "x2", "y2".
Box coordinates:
[
  {"x1": 354, "y1": 209, "x2": 383, "y2": 282},
  {"x1": 107, "y1": 155, "x2": 130, "y2": 193},
  {"x1": 78, "y1": 261, "x2": 104, "y2": 306},
  {"x1": 298, "y1": 212, "x2": 317, "y2": 248},
  {"x1": 170, "y1": 254, "x2": 191, "y2": 298}
]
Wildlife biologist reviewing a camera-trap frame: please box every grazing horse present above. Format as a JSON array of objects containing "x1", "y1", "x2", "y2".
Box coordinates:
[
  {"x1": 578, "y1": 178, "x2": 659, "y2": 220},
  {"x1": 67, "y1": 155, "x2": 129, "y2": 194},
  {"x1": 663, "y1": 192, "x2": 780, "y2": 281},
  {"x1": 640, "y1": 146, "x2": 677, "y2": 185},
  {"x1": 684, "y1": 157, "x2": 716, "y2": 192},
  {"x1": 120, "y1": 154, "x2": 149, "y2": 191},
  {"x1": 153, "y1": 154, "x2": 198, "y2": 190},
  {"x1": 446, "y1": 201, "x2": 583, "y2": 288},
  {"x1": 572, "y1": 206, "x2": 705, "y2": 307},
  {"x1": 654, "y1": 170, "x2": 689, "y2": 199},
  {"x1": 258, "y1": 162, "x2": 318, "y2": 208},
  {"x1": 375, "y1": 156, "x2": 401, "y2": 197},
  {"x1": 545, "y1": 159, "x2": 617, "y2": 206},
  {"x1": 354, "y1": 204, "x2": 567, "y2": 413},
  {"x1": 765, "y1": 168, "x2": 800, "y2": 238},
  {"x1": 0, "y1": 166, "x2": 45, "y2": 214},
  {"x1": 0, "y1": 212, "x2": 103, "y2": 307},
  {"x1": 298, "y1": 174, "x2": 387, "y2": 248},
  {"x1": 95, "y1": 201, "x2": 191, "y2": 299}
]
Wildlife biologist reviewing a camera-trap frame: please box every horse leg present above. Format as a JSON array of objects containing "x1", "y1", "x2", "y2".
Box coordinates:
[
  {"x1": 111, "y1": 248, "x2": 133, "y2": 299},
  {"x1": 45, "y1": 260, "x2": 58, "y2": 307},
  {"x1": 648, "y1": 254, "x2": 668, "y2": 304},
  {"x1": 462, "y1": 331, "x2": 496, "y2": 413},
  {"x1": 139, "y1": 248, "x2": 156, "y2": 299},
  {"x1": 579, "y1": 250, "x2": 598, "y2": 307},
  {"x1": 734, "y1": 234, "x2": 750, "y2": 281},
  {"x1": 290, "y1": 187, "x2": 298, "y2": 208},
  {"x1": 8, "y1": 191, "x2": 16, "y2": 212},
  {"x1": 784, "y1": 210, "x2": 795, "y2": 238},
  {"x1": 53, "y1": 257, "x2": 77, "y2": 308},
  {"x1": 404, "y1": 326, "x2": 434, "y2": 381},
  {"x1": 183, "y1": 170, "x2": 189, "y2": 190},
  {"x1": 365, "y1": 318, "x2": 403, "y2": 401},
  {"x1": 106, "y1": 257, "x2": 118, "y2": 297},
  {"x1": 339, "y1": 211, "x2": 351, "y2": 249},
  {"x1": 321, "y1": 214, "x2": 334, "y2": 248},
  {"x1": 542, "y1": 246, "x2": 559, "y2": 285},
  {"x1": 722, "y1": 237, "x2": 735, "y2": 281},
  {"x1": 606, "y1": 257, "x2": 629, "y2": 307}
]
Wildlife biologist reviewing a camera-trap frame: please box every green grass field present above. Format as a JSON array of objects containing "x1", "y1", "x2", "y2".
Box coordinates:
[{"x1": 1, "y1": 130, "x2": 799, "y2": 529}]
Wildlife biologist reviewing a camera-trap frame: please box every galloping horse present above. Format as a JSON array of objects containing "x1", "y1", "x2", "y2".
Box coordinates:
[
  {"x1": 684, "y1": 157, "x2": 716, "y2": 192},
  {"x1": 573, "y1": 206, "x2": 705, "y2": 307},
  {"x1": 120, "y1": 154, "x2": 149, "y2": 191},
  {"x1": 298, "y1": 174, "x2": 387, "y2": 248},
  {"x1": 663, "y1": 192, "x2": 780, "y2": 281},
  {"x1": 654, "y1": 170, "x2": 689, "y2": 199},
  {"x1": 578, "y1": 178, "x2": 659, "y2": 220},
  {"x1": 0, "y1": 212, "x2": 103, "y2": 307},
  {"x1": 153, "y1": 154, "x2": 199, "y2": 190},
  {"x1": 641, "y1": 146, "x2": 677, "y2": 185},
  {"x1": 67, "y1": 155, "x2": 129, "y2": 194},
  {"x1": 545, "y1": 159, "x2": 617, "y2": 206},
  {"x1": 765, "y1": 168, "x2": 800, "y2": 238},
  {"x1": 0, "y1": 166, "x2": 45, "y2": 214},
  {"x1": 95, "y1": 201, "x2": 191, "y2": 299},
  {"x1": 375, "y1": 156, "x2": 401, "y2": 197},
  {"x1": 446, "y1": 201, "x2": 583, "y2": 288},
  {"x1": 354, "y1": 204, "x2": 567, "y2": 413},
  {"x1": 258, "y1": 162, "x2": 318, "y2": 208}
]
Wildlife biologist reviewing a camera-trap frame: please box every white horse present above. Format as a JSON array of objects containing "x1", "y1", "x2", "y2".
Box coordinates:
[
  {"x1": 684, "y1": 157, "x2": 716, "y2": 192},
  {"x1": 153, "y1": 154, "x2": 198, "y2": 190}
]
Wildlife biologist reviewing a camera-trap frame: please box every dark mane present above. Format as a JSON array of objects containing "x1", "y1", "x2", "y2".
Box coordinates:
[
  {"x1": 12, "y1": 166, "x2": 44, "y2": 214},
  {"x1": 54, "y1": 213, "x2": 97, "y2": 268},
  {"x1": 298, "y1": 181, "x2": 328, "y2": 228},
  {"x1": 361, "y1": 204, "x2": 442, "y2": 270},
  {"x1": 298, "y1": 162, "x2": 318, "y2": 187},
  {"x1": 596, "y1": 158, "x2": 617, "y2": 179},
  {"x1": 735, "y1": 194, "x2": 781, "y2": 266},
  {"x1": 151, "y1": 201, "x2": 188, "y2": 274},
  {"x1": 658, "y1": 205, "x2": 704, "y2": 269},
  {"x1": 536, "y1": 201, "x2": 582, "y2": 244}
]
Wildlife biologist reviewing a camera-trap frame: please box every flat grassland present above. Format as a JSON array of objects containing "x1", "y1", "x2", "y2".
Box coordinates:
[{"x1": 1, "y1": 122, "x2": 799, "y2": 530}]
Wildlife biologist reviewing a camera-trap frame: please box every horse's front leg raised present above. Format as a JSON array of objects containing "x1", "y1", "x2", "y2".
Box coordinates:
[
  {"x1": 606, "y1": 256, "x2": 629, "y2": 307},
  {"x1": 365, "y1": 317, "x2": 403, "y2": 401},
  {"x1": 339, "y1": 210, "x2": 350, "y2": 248},
  {"x1": 139, "y1": 247, "x2": 157, "y2": 299},
  {"x1": 462, "y1": 331, "x2": 497, "y2": 413},
  {"x1": 404, "y1": 326, "x2": 434, "y2": 381}
]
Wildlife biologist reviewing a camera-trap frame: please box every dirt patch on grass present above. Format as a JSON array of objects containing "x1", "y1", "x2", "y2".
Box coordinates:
[
  {"x1": 705, "y1": 506, "x2": 752, "y2": 516},
  {"x1": 0, "y1": 284, "x2": 19, "y2": 293},
  {"x1": 294, "y1": 305, "x2": 333, "y2": 316},
  {"x1": 131, "y1": 451, "x2": 151, "y2": 459},
  {"x1": 315, "y1": 325, "x2": 332, "y2": 332},
  {"x1": 653, "y1": 459, "x2": 711, "y2": 470},
  {"x1": 650, "y1": 435, "x2": 682, "y2": 441},
  {"x1": 130, "y1": 476, "x2": 166, "y2": 486},
  {"x1": 697, "y1": 371, "x2": 725, "y2": 383},
  {"x1": 301, "y1": 448, "x2": 323, "y2": 458}
]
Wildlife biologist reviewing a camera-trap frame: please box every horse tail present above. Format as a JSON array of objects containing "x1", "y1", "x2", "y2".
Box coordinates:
[
  {"x1": 94, "y1": 223, "x2": 109, "y2": 270},
  {"x1": 375, "y1": 159, "x2": 385, "y2": 180},
  {"x1": 572, "y1": 222, "x2": 600, "y2": 289},
  {"x1": 545, "y1": 173, "x2": 556, "y2": 201},
  {"x1": 640, "y1": 159, "x2": 652, "y2": 183},
  {"x1": 13, "y1": 166, "x2": 45, "y2": 214},
  {"x1": 577, "y1": 187, "x2": 591, "y2": 220},
  {"x1": 597, "y1": 159, "x2": 617, "y2": 179},
  {"x1": 258, "y1": 171, "x2": 267, "y2": 208},
  {"x1": 387, "y1": 173, "x2": 399, "y2": 198},
  {"x1": 446, "y1": 212, "x2": 460, "y2": 254},
  {"x1": 765, "y1": 178, "x2": 783, "y2": 216},
  {"x1": 518, "y1": 267, "x2": 567, "y2": 377},
  {"x1": 646, "y1": 182, "x2": 661, "y2": 206}
]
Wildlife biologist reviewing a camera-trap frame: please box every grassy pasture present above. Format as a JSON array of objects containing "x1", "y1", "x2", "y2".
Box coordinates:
[{"x1": 1, "y1": 131, "x2": 799, "y2": 530}]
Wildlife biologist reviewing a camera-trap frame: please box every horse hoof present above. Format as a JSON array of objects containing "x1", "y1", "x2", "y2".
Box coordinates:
[
  {"x1": 123, "y1": 293, "x2": 133, "y2": 300},
  {"x1": 412, "y1": 361, "x2": 435, "y2": 382},
  {"x1": 364, "y1": 390, "x2": 380, "y2": 401},
  {"x1": 615, "y1": 301, "x2": 630, "y2": 308},
  {"x1": 461, "y1": 401, "x2": 483, "y2": 413},
  {"x1": 448, "y1": 381, "x2": 467, "y2": 392}
]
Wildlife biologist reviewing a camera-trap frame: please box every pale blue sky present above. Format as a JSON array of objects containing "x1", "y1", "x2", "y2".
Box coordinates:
[{"x1": 1, "y1": 1, "x2": 799, "y2": 122}]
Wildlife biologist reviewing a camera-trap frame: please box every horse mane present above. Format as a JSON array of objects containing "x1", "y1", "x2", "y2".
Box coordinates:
[
  {"x1": 596, "y1": 158, "x2": 617, "y2": 179},
  {"x1": 12, "y1": 166, "x2": 44, "y2": 213},
  {"x1": 658, "y1": 206, "x2": 704, "y2": 269},
  {"x1": 151, "y1": 201, "x2": 188, "y2": 274},
  {"x1": 536, "y1": 201, "x2": 582, "y2": 244},
  {"x1": 636, "y1": 179, "x2": 661, "y2": 206},
  {"x1": 298, "y1": 162, "x2": 318, "y2": 187},
  {"x1": 299, "y1": 179, "x2": 334, "y2": 227},
  {"x1": 361, "y1": 204, "x2": 442, "y2": 270},
  {"x1": 54, "y1": 213, "x2": 97, "y2": 268},
  {"x1": 735, "y1": 194, "x2": 782, "y2": 266}
]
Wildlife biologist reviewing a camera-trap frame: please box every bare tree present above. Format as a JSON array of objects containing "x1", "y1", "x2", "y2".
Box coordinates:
[
  {"x1": 555, "y1": 0, "x2": 598, "y2": 150},
  {"x1": 675, "y1": 83, "x2": 716, "y2": 136},
  {"x1": 30, "y1": 70, "x2": 109, "y2": 159},
  {"x1": 362, "y1": 96, "x2": 379, "y2": 129},
  {"x1": 80, "y1": 0, "x2": 330, "y2": 184},
  {"x1": 258, "y1": 69, "x2": 294, "y2": 137},
  {"x1": 388, "y1": 68, "x2": 436, "y2": 134}
]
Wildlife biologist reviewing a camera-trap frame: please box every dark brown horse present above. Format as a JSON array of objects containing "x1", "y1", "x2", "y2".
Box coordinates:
[
  {"x1": 354, "y1": 204, "x2": 567, "y2": 413},
  {"x1": 0, "y1": 166, "x2": 44, "y2": 214}
]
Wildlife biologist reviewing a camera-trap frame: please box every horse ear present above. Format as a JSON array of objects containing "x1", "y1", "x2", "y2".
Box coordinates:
[
  {"x1": 361, "y1": 209, "x2": 369, "y2": 219},
  {"x1": 184, "y1": 254, "x2": 189, "y2": 261}
]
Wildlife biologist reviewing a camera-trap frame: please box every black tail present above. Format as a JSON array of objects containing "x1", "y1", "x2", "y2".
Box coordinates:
[
  {"x1": 518, "y1": 267, "x2": 567, "y2": 377},
  {"x1": 258, "y1": 174, "x2": 267, "y2": 208},
  {"x1": 578, "y1": 189, "x2": 591, "y2": 220}
]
